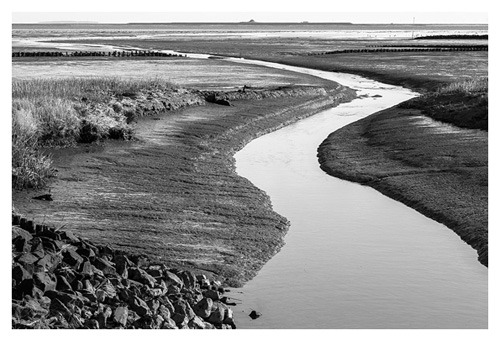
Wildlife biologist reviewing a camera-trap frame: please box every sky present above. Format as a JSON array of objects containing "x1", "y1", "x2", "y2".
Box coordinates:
[
  {"x1": 12, "y1": 12, "x2": 488, "y2": 24},
  {"x1": 8, "y1": 0, "x2": 491, "y2": 24}
]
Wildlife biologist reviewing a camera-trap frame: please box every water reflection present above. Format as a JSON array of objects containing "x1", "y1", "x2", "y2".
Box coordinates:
[{"x1": 231, "y1": 67, "x2": 487, "y2": 329}]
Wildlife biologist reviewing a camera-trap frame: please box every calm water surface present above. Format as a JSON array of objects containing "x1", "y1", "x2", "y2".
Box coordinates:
[{"x1": 229, "y1": 64, "x2": 487, "y2": 329}]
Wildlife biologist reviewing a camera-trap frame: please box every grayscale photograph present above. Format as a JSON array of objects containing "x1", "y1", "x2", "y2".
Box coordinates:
[{"x1": 9, "y1": 2, "x2": 490, "y2": 333}]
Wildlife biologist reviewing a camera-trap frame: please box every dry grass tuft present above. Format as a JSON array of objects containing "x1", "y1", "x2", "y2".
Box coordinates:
[
  {"x1": 399, "y1": 77, "x2": 488, "y2": 131},
  {"x1": 438, "y1": 77, "x2": 488, "y2": 95},
  {"x1": 12, "y1": 77, "x2": 177, "y2": 189}
]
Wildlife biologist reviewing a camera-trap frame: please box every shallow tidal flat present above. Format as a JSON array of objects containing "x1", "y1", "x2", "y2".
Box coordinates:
[
  {"x1": 53, "y1": 36, "x2": 487, "y2": 94},
  {"x1": 318, "y1": 106, "x2": 488, "y2": 265},
  {"x1": 12, "y1": 57, "x2": 333, "y2": 91},
  {"x1": 13, "y1": 75, "x2": 355, "y2": 286}
]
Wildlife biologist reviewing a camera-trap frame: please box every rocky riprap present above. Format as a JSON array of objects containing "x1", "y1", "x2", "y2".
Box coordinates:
[{"x1": 12, "y1": 214, "x2": 236, "y2": 329}]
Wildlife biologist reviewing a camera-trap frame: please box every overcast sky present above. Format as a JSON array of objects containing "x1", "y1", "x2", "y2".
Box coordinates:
[{"x1": 12, "y1": 12, "x2": 488, "y2": 24}]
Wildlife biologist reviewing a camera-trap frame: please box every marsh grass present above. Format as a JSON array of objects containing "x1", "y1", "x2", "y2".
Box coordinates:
[
  {"x1": 437, "y1": 77, "x2": 488, "y2": 95},
  {"x1": 12, "y1": 77, "x2": 177, "y2": 189},
  {"x1": 12, "y1": 120, "x2": 54, "y2": 190},
  {"x1": 400, "y1": 77, "x2": 488, "y2": 131},
  {"x1": 12, "y1": 77, "x2": 175, "y2": 102}
]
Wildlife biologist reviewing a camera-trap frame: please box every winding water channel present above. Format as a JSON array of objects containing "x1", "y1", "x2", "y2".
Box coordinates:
[
  {"x1": 14, "y1": 38, "x2": 488, "y2": 328},
  {"x1": 227, "y1": 61, "x2": 488, "y2": 329}
]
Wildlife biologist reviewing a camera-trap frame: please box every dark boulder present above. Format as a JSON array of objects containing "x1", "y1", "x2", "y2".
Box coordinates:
[
  {"x1": 12, "y1": 226, "x2": 33, "y2": 252},
  {"x1": 249, "y1": 310, "x2": 262, "y2": 319},
  {"x1": 33, "y1": 272, "x2": 57, "y2": 293},
  {"x1": 193, "y1": 297, "x2": 213, "y2": 319},
  {"x1": 45, "y1": 290, "x2": 76, "y2": 306},
  {"x1": 114, "y1": 254, "x2": 133, "y2": 277},
  {"x1": 62, "y1": 249, "x2": 84, "y2": 269},
  {"x1": 55, "y1": 275, "x2": 73, "y2": 291},
  {"x1": 113, "y1": 306, "x2": 128, "y2": 326},
  {"x1": 128, "y1": 267, "x2": 156, "y2": 287},
  {"x1": 177, "y1": 270, "x2": 197, "y2": 288},
  {"x1": 97, "y1": 305, "x2": 113, "y2": 328},
  {"x1": 130, "y1": 296, "x2": 151, "y2": 317},
  {"x1": 161, "y1": 316, "x2": 178, "y2": 329},
  {"x1": 16, "y1": 252, "x2": 40, "y2": 265},
  {"x1": 188, "y1": 316, "x2": 208, "y2": 329},
  {"x1": 92, "y1": 257, "x2": 117, "y2": 276},
  {"x1": 49, "y1": 298, "x2": 72, "y2": 320},
  {"x1": 21, "y1": 298, "x2": 49, "y2": 319},
  {"x1": 204, "y1": 289, "x2": 221, "y2": 301},
  {"x1": 147, "y1": 299, "x2": 160, "y2": 314},
  {"x1": 76, "y1": 247, "x2": 95, "y2": 259},
  {"x1": 12, "y1": 263, "x2": 33, "y2": 285},
  {"x1": 61, "y1": 230, "x2": 80, "y2": 243},
  {"x1": 80, "y1": 261, "x2": 94, "y2": 277},
  {"x1": 206, "y1": 301, "x2": 226, "y2": 325},
  {"x1": 163, "y1": 270, "x2": 184, "y2": 288},
  {"x1": 37, "y1": 253, "x2": 62, "y2": 273},
  {"x1": 30, "y1": 238, "x2": 46, "y2": 258},
  {"x1": 84, "y1": 318, "x2": 100, "y2": 329},
  {"x1": 173, "y1": 299, "x2": 195, "y2": 321}
]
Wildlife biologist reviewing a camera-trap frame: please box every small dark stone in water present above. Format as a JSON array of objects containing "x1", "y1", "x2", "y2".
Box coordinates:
[{"x1": 249, "y1": 310, "x2": 261, "y2": 320}]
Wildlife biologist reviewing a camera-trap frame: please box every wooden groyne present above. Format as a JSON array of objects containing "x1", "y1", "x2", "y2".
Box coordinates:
[
  {"x1": 306, "y1": 45, "x2": 488, "y2": 56},
  {"x1": 12, "y1": 50, "x2": 186, "y2": 58}
]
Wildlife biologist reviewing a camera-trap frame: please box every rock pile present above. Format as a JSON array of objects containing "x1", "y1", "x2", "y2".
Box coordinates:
[{"x1": 12, "y1": 214, "x2": 236, "y2": 329}]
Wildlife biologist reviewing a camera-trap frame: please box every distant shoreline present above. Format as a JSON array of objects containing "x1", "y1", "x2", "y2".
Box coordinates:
[{"x1": 12, "y1": 22, "x2": 488, "y2": 26}]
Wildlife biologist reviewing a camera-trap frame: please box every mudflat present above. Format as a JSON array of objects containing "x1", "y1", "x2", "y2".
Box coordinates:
[
  {"x1": 318, "y1": 106, "x2": 488, "y2": 265},
  {"x1": 13, "y1": 85, "x2": 355, "y2": 286}
]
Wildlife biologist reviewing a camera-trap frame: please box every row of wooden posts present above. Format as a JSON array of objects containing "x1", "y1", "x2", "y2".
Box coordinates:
[
  {"x1": 311, "y1": 46, "x2": 488, "y2": 55},
  {"x1": 12, "y1": 50, "x2": 186, "y2": 58}
]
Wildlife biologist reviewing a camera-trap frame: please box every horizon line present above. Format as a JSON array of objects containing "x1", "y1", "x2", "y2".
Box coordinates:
[{"x1": 12, "y1": 21, "x2": 489, "y2": 25}]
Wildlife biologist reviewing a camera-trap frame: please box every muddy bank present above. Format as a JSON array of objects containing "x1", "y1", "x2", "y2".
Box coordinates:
[
  {"x1": 14, "y1": 84, "x2": 356, "y2": 287},
  {"x1": 318, "y1": 106, "x2": 488, "y2": 265}
]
